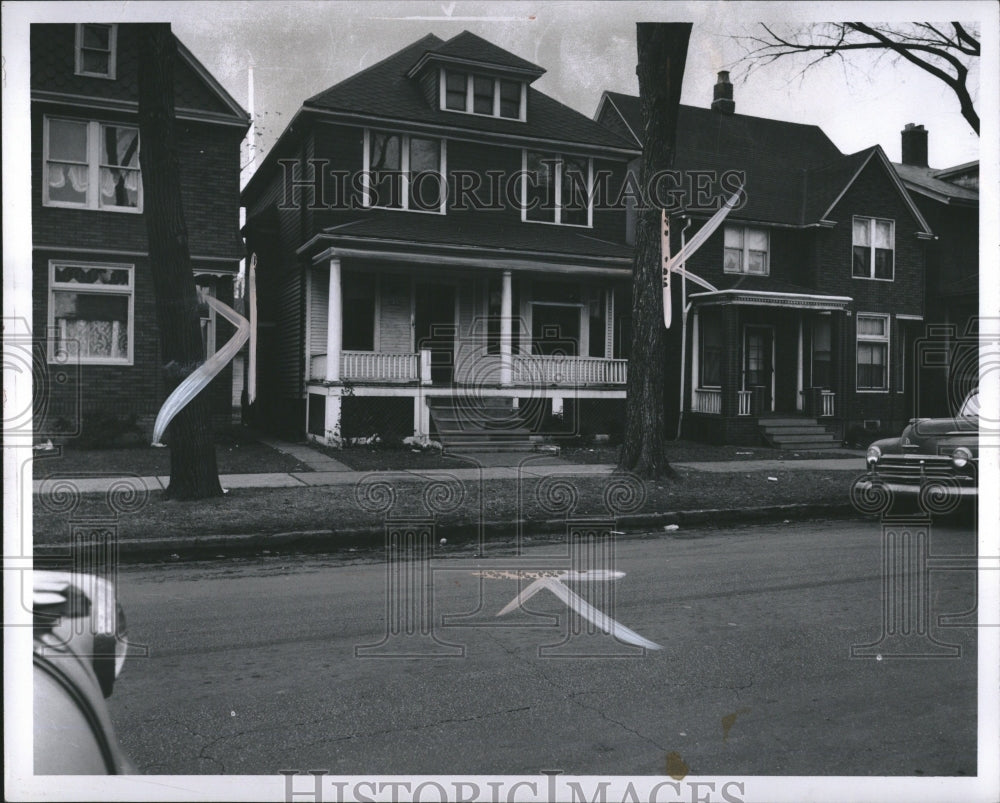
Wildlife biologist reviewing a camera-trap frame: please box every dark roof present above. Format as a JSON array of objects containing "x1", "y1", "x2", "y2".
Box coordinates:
[
  {"x1": 894, "y1": 161, "x2": 979, "y2": 205},
  {"x1": 802, "y1": 148, "x2": 874, "y2": 222},
  {"x1": 308, "y1": 211, "x2": 631, "y2": 263},
  {"x1": 599, "y1": 91, "x2": 850, "y2": 225},
  {"x1": 424, "y1": 31, "x2": 545, "y2": 75},
  {"x1": 303, "y1": 35, "x2": 635, "y2": 151}
]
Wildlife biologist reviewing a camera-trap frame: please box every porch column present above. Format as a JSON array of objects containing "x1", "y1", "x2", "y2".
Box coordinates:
[
  {"x1": 325, "y1": 258, "x2": 342, "y2": 383},
  {"x1": 500, "y1": 269, "x2": 512, "y2": 386},
  {"x1": 796, "y1": 313, "x2": 804, "y2": 411},
  {"x1": 690, "y1": 309, "x2": 700, "y2": 410}
]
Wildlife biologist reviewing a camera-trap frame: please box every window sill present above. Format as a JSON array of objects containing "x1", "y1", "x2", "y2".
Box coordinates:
[
  {"x1": 42, "y1": 201, "x2": 143, "y2": 215},
  {"x1": 521, "y1": 217, "x2": 592, "y2": 230}
]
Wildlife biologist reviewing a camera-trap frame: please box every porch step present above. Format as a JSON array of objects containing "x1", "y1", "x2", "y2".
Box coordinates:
[
  {"x1": 427, "y1": 397, "x2": 538, "y2": 453},
  {"x1": 759, "y1": 418, "x2": 840, "y2": 450}
]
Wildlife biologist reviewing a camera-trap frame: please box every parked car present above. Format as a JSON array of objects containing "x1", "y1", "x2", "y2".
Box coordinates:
[
  {"x1": 854, "y1": 389, "x2": 979, "y2": 511},
  {"x1": 33, "y1": 571, "x2": 135, "y2": 774}
]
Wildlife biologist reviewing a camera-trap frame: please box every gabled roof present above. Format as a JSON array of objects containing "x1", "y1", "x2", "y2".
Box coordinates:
[
  {"x1": 30, "y1": 24, "x2": 249, "y2": 129},
  {"x1": 596, "y1": 90, "x2": 932, "y2": 233},
  {"x1": 894, "y1": 161, "x2": 979, "y2": 206},
  {"x1": 406, "y1": 30, "x2": 545, "y2": 78}
]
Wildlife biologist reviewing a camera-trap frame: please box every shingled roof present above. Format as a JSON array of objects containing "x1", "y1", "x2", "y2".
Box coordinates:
[
  {"x1": 894, "y1": 161, "x2": 979, "y2": 206},
  {"x1": 302, "y1": 33, "x2": 634, "y2": 151},
  {"x1": 304, "y1": 210, "x2": 632, "y2": 264},
  {"x1": 598, "y1": 90, "x2": 859, "y2": 226},
  {"x1": 415, "y1": 30, "x2": 546, "y2": 76}
]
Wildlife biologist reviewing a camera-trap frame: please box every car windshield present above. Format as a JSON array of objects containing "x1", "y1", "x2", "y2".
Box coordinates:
[{"x1": 959, "y1": 390, "x2": 979, "y2": 419}]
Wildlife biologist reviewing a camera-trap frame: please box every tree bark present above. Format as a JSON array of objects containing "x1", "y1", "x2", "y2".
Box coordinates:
[
  {"x1": 619, "y1": 23, "x2": 692, "y2": 479},
  {"x1": 137, "y1": 23, "x2": 223, "y2": 499}
]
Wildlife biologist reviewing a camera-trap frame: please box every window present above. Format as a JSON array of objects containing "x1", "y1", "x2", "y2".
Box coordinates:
[
  {"x1": 699, "y1": 310, "x2": 722, "y2": 387},
  {"x1": 44, "y1": 117, "x2": 141, "y2": 211},
  {"x1": 811, "y1": 317, "x2": 832, "y2": 388},
  {"x1": 75, "y1": 24, "x2": 116, "y2": 78},
  {"x1": 196, "y1": 284, "x2": 216, "y2": 360},
  {"x1": 364, "y1": 130, "x2": 445, "y2": 213},
  {"x1": 723, "y1": 226, "x2": 769, "y2": 274},
  {"x1": 342, "y1": 274, "x2": 377, "y2": 351},
  {"x1": 48, "y1": 262, "x2": 133, "y2": 365},
  {"x1": 853, "y1": 217, "x2": 894, "y2": 279},
  {"x1": 523, "y1": 150, "x2": 592, "y2": 227},
  {"x1": 857, "y1": 314, "x2": 889, "y2": 391},
  {"x1": 440, "y1": 70, "x2": 524, "y2": 120},
  {"x1": 588, "y1": 290, "x2": 606, "y2": 358}
]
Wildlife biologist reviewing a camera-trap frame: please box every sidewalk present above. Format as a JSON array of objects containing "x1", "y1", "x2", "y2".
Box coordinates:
[{"x1": 31, "y1": 451, "x2": 865, "y2": 496}]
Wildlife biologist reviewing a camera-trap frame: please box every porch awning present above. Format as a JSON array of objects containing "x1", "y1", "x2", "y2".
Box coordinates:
[{"x1": 688, "y1": 288, "x2": 852, "y2": 311}]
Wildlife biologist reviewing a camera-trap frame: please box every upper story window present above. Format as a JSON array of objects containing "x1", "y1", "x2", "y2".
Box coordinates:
[
  {"x1": 724, "y1": 226, "x2": 769, "y2": 275},
  {"x1": 75, "y1": 23, "x2": 117, "y2": 79},
  {"x1": 853, "y1": 216, "x2": 894, "y2": 280},
  {"x1": 48, "y1": 262, "x2": 134, "y2": 365},
  {"x1": 43, "y1": 117, "x2": 141, "y2": 212},
  {"x1": 856, "y1": 313, "x2": 889, "y2": 391},
  {"x1": 522, "y1": 150, "x2": 592, "y2": 227},
  {"x1": 441, "y1": 69, "x2": 525, "y2": 121},
  {"x1": 363, "y1": 130, "x2": 446, "y2": 214}
]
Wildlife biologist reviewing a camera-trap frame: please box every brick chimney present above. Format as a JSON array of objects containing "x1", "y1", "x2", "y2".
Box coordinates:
[
  {"x1": 712, "y1": 71, "x2": 735, "y2": 114},
  {"x1": 901, "y1": 123, "x2": 928, "y2": 167}
]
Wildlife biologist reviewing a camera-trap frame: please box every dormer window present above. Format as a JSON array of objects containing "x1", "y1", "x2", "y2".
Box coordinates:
[
  {"x1": 75, "y1": 23, "x2": 117, "y2": 79},
  {"x1": 440, "y1": 69, "x2": 525, "y2": 121}
]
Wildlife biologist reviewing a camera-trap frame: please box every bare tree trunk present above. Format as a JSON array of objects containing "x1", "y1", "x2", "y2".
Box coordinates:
[
  {"x1": 619, "y1": 23, "x2": 692, "y2": 479},
  {"x1": 137, "y1": 23, "x2": 223, "y2": 499}
]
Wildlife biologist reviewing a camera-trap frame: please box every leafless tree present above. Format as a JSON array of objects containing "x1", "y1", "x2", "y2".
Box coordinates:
[
  {"x1": 137, "y1": 23, "x2": 224, "y2": 499},
  {"x1": 618, "y1": 22, "x2": 692, "y2": 480},
  {"x1": 736, "y1": 22, "x2": 980, "y2": 134}
]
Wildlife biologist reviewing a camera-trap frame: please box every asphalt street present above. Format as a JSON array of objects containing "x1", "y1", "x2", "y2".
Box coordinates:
[{"x1": 106, "y1": 515, "x2": 978, "y2": 777}]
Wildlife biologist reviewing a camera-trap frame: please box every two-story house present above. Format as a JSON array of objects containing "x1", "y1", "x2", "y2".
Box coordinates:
[
  {"x1": 241, "y1": 32, "x2": 640, "y2": 448},
  {"x1": 893, "y1": 123, "x2": 979, "y2": 418},
  {"x1": 31, "y1": 23, "x2": 249, "y2": 442},
  {"x1": 596, "y1": 74, "x2": 934, "y2": 447}
]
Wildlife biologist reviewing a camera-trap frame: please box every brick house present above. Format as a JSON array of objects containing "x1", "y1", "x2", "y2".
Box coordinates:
[
  {"x1": 31, "y1": 23, "x2": 249, "y2": 442},
  {"x1": 241, "y1": 32, "x2": 639, "y2": 448},
  {"x1": 596, "y1": 74, "x2": 935, "y2": 446},
  {"x1": 892, "y1": 123, "x2": 979, "y2": 418}
]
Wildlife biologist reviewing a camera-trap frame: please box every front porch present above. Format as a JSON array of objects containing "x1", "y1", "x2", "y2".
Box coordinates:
[
  {"x1": 303, "y1": 250, "x2": 630, "y2": 446},
  {"x1": 682, "y1": 288, "x2": 852, "y2": 447}
]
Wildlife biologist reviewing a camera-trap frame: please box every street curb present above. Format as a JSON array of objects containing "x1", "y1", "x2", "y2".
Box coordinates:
[{"x1": 34, "y1": 501, "x2": 859, "y2": 562}]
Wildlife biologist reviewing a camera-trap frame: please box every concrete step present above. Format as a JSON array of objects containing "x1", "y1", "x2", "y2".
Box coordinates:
[
  {"x1": 760, "y1": 425, "x2": 831, "y2": 436},
  {"x1": 443, "y1": 440, "x2": 537, "y2": 453},
  {"x1": 768, "y1": 433, "x2": 838, "y2": 444}
]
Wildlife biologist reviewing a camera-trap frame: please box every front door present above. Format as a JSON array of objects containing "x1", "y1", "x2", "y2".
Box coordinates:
[
  {"x1": 415, "y1": 283, "x2": 455, "y2": 384},
  {"x1": 744, "y1": 326, "x2": 774, "y2": 413},
  {"x1": 531, "y1": 304, "x2": 580, "y2": 356}
]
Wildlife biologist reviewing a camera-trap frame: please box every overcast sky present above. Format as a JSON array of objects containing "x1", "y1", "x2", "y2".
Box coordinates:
[{"x1": 8, "y1": 1, "x2": 989, "y2": 174}]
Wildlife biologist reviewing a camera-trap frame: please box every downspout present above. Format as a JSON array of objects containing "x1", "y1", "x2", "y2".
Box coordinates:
[{"x1": 676, "y1": 215, "x2": 693, "y2": 439}]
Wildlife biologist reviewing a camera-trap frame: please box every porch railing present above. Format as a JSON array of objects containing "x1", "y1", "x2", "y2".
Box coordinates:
[
  {"x1": 693, "y1": 388, "x2": 722, "y2": 414},
  {"x1": 511, "y1": 355, "x2": 627, "y2": 386},
  {"x1": 309, "y1": 352, "x2": 419, "y2": 383},
  {"x1": 820, "y1": 390, "x2": 835, "y2": 417},
  {"x1": 737, "y1": 390, "x2": 753, "y2": 416}
]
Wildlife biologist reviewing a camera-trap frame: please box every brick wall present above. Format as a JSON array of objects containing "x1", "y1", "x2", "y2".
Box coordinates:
[{"x1": 33, "y1": 250, "x2": 235, "y2": 441}]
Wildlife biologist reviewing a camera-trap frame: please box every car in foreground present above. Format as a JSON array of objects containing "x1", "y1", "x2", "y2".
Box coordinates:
[
  {"x1": 853, "y1": 390, "x2": 978, "y2": 514},
  {"x1": 33, "y1": 570, "x2": 135, "y2": 774}
]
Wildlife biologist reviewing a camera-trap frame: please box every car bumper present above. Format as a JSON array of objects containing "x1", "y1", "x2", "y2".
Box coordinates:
[{"x1": 855, "y1": 476, "x2": 978, "y2": 497}]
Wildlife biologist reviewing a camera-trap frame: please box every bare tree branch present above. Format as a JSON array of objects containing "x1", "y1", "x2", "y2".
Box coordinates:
[{"x1": 733, "y1": 22, "x2": 980, "y2": 135}]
